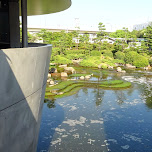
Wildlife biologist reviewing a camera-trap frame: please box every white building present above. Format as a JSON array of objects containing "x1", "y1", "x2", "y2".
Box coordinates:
[{"x1": 133, "y1": 22, "x2": 150, "y2": 30}]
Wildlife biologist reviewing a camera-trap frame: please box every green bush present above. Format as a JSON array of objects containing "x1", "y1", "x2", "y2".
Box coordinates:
[
  {"x1": 53, "y1": 55, "x2": 72, "y2": 64},
  {"x1": 65, "y1": 54, "x2": 86, "y2": 60},
  {"x1": 101, "y1": 59, "x2": 116, "y2": 67},
  {"x1": 133, "y1": 55, "x2": 149, "y2": 67},
  {"x1": 115, "y1": 51, "x2": 125, "y2": 60},
  {"x1": 100, "y1": 63, "x2": 108, "y2": 69},
  {"x1": 51, "y1": 48, "x2": 60, "y2": 61},
  {"x1": 113, "y1": 59, "x2": 125, "y2": 64},
  {"x1": 65, "y1": 49, "x2": 85, "y2": 54},
  {"x1": 90, "y1": 50, "x2": 101, "y2": 56},
  {"x1": 149, "y1": 59, "x2": 152, "y2": 66},
  {"x1": 124, "y1": 51, "x2": 139, "y2": 64},
  {"x1": 101, "y1": 50, "x2": 113, "y2": 58},
  {"x1": 80, "y1": 57, "x2": 101, "y2": 67}
]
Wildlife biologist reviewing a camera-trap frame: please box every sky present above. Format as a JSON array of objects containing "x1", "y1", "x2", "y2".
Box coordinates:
[{"x1": 27, "y1": 0, "x2": 152, "y2": 32}]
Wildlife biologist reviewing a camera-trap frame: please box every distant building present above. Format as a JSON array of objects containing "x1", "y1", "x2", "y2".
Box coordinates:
[
  {"x1": 133, "y1": 22, "x2": 150, "y2": 30},
  {"x1": 28, "y1": 27, "x2": 98, "y2": 43}
]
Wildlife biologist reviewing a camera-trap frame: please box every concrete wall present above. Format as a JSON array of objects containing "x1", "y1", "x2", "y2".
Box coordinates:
[{"x1": 0, "y1": 44, "x2": 52, "y2": 152}]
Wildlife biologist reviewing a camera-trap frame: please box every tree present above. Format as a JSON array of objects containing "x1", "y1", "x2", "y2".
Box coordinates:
[
  {"x1": 144, "y1": 23, "x2": 152, "y2": 51},
  {"x1": 79, "y1": 33, "x2": 90, "y2": 49},
  {"x1": 37, "y1": 29, "x2": 52, "y2": 44},
  {"x1": 96, "y1": 22, "x2": 106, "y2": 42}
]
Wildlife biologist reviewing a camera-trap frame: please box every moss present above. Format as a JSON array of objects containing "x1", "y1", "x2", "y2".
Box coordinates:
[
  {"x1": 100, "y1": 82, "x2": 131, "y2": 89},
  {"x1": 70, "y1": 73, "x2": 88, "y2": 77},
  {"x1": 45, "y1": 79, "x2": 131, "y2": 99},
  {"x1": 100, "y1": 80, "x2": 123, "y2": 85}
]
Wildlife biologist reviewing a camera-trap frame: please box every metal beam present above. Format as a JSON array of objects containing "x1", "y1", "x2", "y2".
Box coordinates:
[
  {"x1": 9, "y1": 0, "x2": 20, "y2": 48},
  {"x1": 21, "y1": 0, "x2": 28, "y2": 47}
]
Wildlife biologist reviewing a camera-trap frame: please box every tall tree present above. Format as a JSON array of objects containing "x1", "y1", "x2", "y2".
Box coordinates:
[
  {"x1": 144, "y1": 23, "x2": 152, "y2": 51},
  {"x1": 96, "y1": 22, "x2": 106, "y2": 42}
]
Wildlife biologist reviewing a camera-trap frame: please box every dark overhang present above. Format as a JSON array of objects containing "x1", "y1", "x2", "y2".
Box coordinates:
[{"x1": 19, "y1": 0, "x2": 72, "y2": 16}]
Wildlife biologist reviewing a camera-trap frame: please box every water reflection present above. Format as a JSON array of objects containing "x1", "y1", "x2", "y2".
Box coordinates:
[
  {"x1": 38, "y1": 68, "x2": 152, "y2": 151},
  {"x1": 44, "y1": 98, "x2": 56, "y2": 109}
]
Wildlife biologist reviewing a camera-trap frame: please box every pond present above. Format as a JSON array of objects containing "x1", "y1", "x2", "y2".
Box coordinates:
[{"x1": 37, "y1": 68, "x2": 152, "y2": 152}]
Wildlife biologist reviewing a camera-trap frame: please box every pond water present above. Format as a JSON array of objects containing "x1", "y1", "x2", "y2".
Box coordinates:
[{"x1": 37, "y1": 68, "x2": 152, "y2": 152}]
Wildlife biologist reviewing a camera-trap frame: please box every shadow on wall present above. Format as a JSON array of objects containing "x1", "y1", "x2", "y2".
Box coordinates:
[{"x1": 0, "y1": 45, "x2": 51, "y2": 152}]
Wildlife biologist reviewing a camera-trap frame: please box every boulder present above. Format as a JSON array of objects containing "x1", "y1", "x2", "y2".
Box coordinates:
[
  {"x1": 49, "y1": 68, "x2": 57, "y2": 73},
  {"x1": 57, "y1": 92, "x2": 64, "y2": 95},
  {"x1": 64, "y1": 67, "x2": 76, "y2": 73},
  {"x1": 108, "y1": 65, "x2": 113, "y2": 69},
  {"x1": 126, "y1": 64, "x2": 136, "y2": 69},
  {"x1": 148, "y1": 65, "x2": 151, "y2": 69},
  {"x1": 49, "y1": 80, "x2": 55, "y2": 85},
  {"x1": 144, "y1": 67, "x2": 148, "y2": 70},
  {"x1": 51, "y1": 73, "x2": 61, "y2": 78},
  {"x1": 85, "y1": 75, "x2": 91, "y2": 79},
  {"x1": 47, "y1": 79, "x2": 51, "y2": 83},
  {"x1": 98, "y1": 64, "x2": 102, "y2": 69},
  {"x1": 80, "y1": 76, "x2": 85, "y2": 80},
  {"x1": 121, "y1": 70, "x2": 126, "y2": 73},
  {"x1": 50, "y1": 63, "x2": 56, "y2": 66},
  {"x1": 59, "y1": 64, "x2": 67, "y2": 68},
  {"x1": 48, "y1": 73, "x2": 51, "y2": 78},
  {"x1": 117, "y1": 67, "x2": 122, "y2": 72},
  {"x1": 51, "y1": 89, "x2": 59, "y2": 94},
  {"x1": 61, "y1": 72, "x2": 68, "y2": 77},
  {"x1": 72, "y1": 59, "x2": 82, "y2": 64}
]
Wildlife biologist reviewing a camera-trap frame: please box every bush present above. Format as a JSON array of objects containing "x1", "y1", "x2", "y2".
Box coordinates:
[
  {"x1": 133, "y1": 55, "x2": 149, "y2": 67},
  {"x1": 149, "y1": 59, "x2": 152, "y2": 66},
  {"x1": 51, "y1": 48, "x2": 60, "y2": 61},
  {"x1": 80, "y1": 57, "x2": 101, "y2": 67},
  {"x1": 53, "y1": 55, "x2": 72, "y2": 64},
  {"x1": 90, "y1": 50, "x2": 101, "y2": 56},
  {"x1": 65, "y1": 54, "x2": 86, "y2": 60},
  {"x1": 124, "y1": 51, "x2": 139, "y2": 64},
  {"x1": 65, "y1": 49, "x2": 85, "y2": 54},
  {"x1": 101, "y1": 50, "x2": 113, "y2": 58},
  {"x1": 115, "y1": 51, "x2": 125, "y2": 60},
  {"x1": 113, "y1": 59, "x2": 125, "y2": 64}
]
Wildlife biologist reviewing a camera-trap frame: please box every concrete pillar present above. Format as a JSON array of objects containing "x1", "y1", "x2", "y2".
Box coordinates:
[
  {"x1": 21, "y1": 0, "x2": 28, "y2": 47},
  {"x1": 9, "y1": 0, "x2": 20, "y2": 48}
]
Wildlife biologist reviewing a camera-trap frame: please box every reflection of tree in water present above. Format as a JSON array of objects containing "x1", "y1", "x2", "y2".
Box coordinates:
[
  {"x1": 100, "y1": 70, "x2": 110, "y2": 80},
  {"x1": 92, "y1": 88, "x2": 105, "y2": 107},
  {"x1": 140, "y1": 84, "x2": 152, "y2": 109},
  {"x1": 82, "y1": 87, "x2": 88, "y2": 95},
  {"x1": 114, "y1": 90, "x2": 126, "y2": 105},
  {"x1": 44, "y1": 98, "x2": 56, "y2": 109}
]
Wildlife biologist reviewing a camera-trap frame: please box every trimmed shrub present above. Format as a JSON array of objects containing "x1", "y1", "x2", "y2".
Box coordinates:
[
  {"x1": 90, "y1": 50, "x2": 101, "y2": 56},
  {"x1": 53, "y1": 55, "x2": 72, "y2": 64},
  {"x1": 80, "y1": 56, "x2": 101, "y2": 68},
  {"x1": 133, "y1": 55, "x2": 149, "y2": 67},
  {"x1": 101, "y1": 50, "x2": 113, "y2": 58},
  {"x1": 124, "y1": 51, "x2": 139, "y2": 64},
  {"x1": 113, "y1": 59, "x2": 125, "y2": 64},
  {"x1": 115, "y1": 51, "x2": 125, "y2": 60}
]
